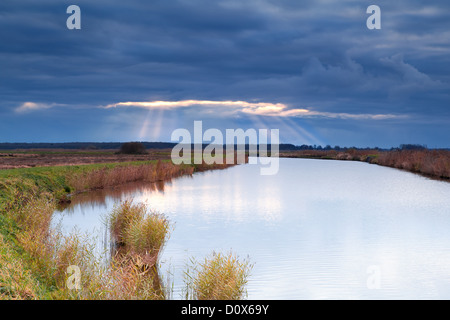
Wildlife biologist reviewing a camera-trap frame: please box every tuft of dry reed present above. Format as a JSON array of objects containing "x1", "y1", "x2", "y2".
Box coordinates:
[
  {"x1": 184, "y1": 251, "x2": 253, "y2": 300},
  {"x1": 107, "y1": 200, "x2": 171, "y2": 267},
  {"x1": 101, "y1": 254, "x2": 166, "y2": 300}
]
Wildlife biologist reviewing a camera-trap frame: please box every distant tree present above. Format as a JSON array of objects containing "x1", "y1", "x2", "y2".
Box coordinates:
[
  {"x1": 118, "y1": 142, "x2": 147, "y2": 154},
  {"x1": 84, "y1": 144, "x2": 98, "y2": 150},
  {"x1": 400, "y1": 144, "x2": 427, "y2": 150}
]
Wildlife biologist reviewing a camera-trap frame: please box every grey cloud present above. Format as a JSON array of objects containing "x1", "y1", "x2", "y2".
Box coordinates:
[{"x1": 0, "y1": 0, "x2": 449, "y2": 145}]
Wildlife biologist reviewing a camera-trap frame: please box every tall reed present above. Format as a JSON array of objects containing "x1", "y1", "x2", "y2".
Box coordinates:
[
  {"x1": 107, "y1": 200, "x2": 171, "y2": 267},
  {"x1": 0, "y1": 158, "x2": 247, "y2": 299},
  {"x1": 67, "y1": 161, "x2": 195, "y2": 194},
  {"x1": 0, "y1": 233, "x2": 40, "y2": 299},
  {"x1": 377, "y1": 149, "x2": 450, "y2": 179},
  {"x1": 5, "y1": 193, "x2": 168, "y2": 299},
  {"x1": 184, "y1": 252, "x2": 253, "y2": 300}
]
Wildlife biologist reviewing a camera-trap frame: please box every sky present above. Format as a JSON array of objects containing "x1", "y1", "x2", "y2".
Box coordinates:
[{"x1": 0, "y1": 0, "x2": 449, "y2": 148}]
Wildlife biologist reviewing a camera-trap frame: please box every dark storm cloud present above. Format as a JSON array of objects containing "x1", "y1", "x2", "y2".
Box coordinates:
[{"x1": 0, "y1": 0, "x2": 449, "y2": 146}]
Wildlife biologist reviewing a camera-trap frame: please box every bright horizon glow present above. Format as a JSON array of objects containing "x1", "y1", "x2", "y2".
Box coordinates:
[{"x1": 103, "y1": 100, "x2": 406, "y2": 120}]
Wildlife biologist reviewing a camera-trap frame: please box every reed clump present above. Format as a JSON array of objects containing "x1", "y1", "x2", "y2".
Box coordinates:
[
  {"x1": 108, "y1": 200, "x2": 170, "y2": 267},
  {"x1": 102, "y1": 254, "x2": 166, "y2": 300},
  {"x1": 184, "y1": 252, "x2": 253, "y2": 300}
]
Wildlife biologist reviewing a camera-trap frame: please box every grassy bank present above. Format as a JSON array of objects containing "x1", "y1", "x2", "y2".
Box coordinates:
[
  {"x1": 280, "y1": 149, "x2": 450, "y2": 181},
  {"x1": 0, "y1": 160, "x2": 187, "y2": 299},
  {"x1": 0, "y1": 159, "x2": 249, "y2": 299}
]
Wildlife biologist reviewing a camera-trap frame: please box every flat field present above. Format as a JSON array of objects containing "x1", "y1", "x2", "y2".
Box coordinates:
[{"x1": 0, "y1": 149, "x2": 172, "y2": 170}]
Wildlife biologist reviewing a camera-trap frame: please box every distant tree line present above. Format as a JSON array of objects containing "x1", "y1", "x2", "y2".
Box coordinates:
[
  {"x1": 0, "y1": 142, "x2": 176, "y2": 150},
  {"x1": 281, "y1": 143, "x2": 434, "y2": 151},
  {"x1": 0, "y1": 142, "x2": 444, "y2": 151},
  {"x1": 397, "y1": 144, "x2": 427, "y2": 150}
]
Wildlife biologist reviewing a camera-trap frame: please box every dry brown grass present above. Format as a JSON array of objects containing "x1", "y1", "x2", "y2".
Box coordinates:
[
  {"x1": 1, "y1": 155, "x2": 246, "y2": 300},
  {"x1": 67, "y1": 161, "x2": 194, "y2": 193},
  {"x1": 0, "y1": 149, "x2": 172, "y2": 170},
  {"x1": 102, "y1": 254, "x2": 166, "y2": 300},
  {"x1": 184, "y1": 252, "x2": 253, "y2": 300},
  {"x1": 377, "y1": 149, "x2": 450, "y2": 179},
  {"x1": 0, "y1": 233, "x2": 40, "y2": 300},
  {"x1": 108, "y1": 200, "x2": 170, "y2": 267},
  {"x1": 10, "y1": 195, "x2": 96, "y2": 295},
  {"x1": 280, "y1": 149, "x2": 450, "y2": 180},
  {"x1": 7, "y1": 194, "x2": 167, "y2": 300},
  {"x1": 194, "y1": 152, "x2": 249, "y2": 172}
]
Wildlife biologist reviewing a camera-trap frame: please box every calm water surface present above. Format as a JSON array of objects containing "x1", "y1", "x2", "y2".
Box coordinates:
[{"x1": 53, "y1": 158, "x2": 450, "y2": 299}]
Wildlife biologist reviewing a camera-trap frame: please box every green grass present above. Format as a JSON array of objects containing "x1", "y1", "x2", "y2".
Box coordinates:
[
  {"x1": 0, "y1": 150, "x2": 116, "y2": 155},
  {"x1": 0, "y1": 232, "x2": 44, "y2": 299},
  {"x1": 0, "y1": 160, "x2": 167, "y2": 203}
]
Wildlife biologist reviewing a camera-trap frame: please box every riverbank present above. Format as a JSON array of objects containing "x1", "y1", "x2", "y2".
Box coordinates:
[
  {"x1": 0, "y1": 158, "x2": 239, "y2": 299},
  {"x1": 279, "y1": 149, "x2": 450, "y2": 181}
]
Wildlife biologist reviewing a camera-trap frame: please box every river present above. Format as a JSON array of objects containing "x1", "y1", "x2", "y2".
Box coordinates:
[{"x1": 53, "y1": 158, "x2": 450, "y2": 299}]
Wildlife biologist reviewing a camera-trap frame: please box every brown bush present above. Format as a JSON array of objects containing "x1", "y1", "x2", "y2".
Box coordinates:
[{"x1": 117, "y1": 142, "x2": 147, "y2": 155}]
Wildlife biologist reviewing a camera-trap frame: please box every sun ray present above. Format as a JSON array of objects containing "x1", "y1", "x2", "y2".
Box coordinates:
[{"x1": 103, "y1": 99, "x2": 406, "y2": 121}]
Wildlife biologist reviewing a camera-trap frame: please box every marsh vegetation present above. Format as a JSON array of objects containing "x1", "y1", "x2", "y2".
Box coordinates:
[
  {"x1": 0, "y1": 156, "x2": 251, "y2": 300},
  {"x1": 280, "y1": 148, "x2": 450, "y2": 180}
]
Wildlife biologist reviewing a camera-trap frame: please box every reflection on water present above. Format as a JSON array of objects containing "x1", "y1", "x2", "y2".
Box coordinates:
[
  {"x1": 53, "y1": 180, "x2": 169, "y2": 263},
  {"x1": 54, "y1": 158, "x2": 450, "y2": 299},
  {"x1": 58, "y1": 180, "x2": 167, "y2": 213}
]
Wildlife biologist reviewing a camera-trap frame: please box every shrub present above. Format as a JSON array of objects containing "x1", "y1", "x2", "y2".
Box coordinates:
[
  {"x1": 184, "y1": 252, "x2": 253, "y2": 300},
  {"x1": 117, "y1": 142, "x2": 147, "y2": 155},
  {"x1": 108, "y1": 200, "x2": 171, "y2": 267}
]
